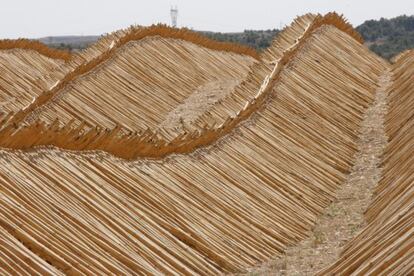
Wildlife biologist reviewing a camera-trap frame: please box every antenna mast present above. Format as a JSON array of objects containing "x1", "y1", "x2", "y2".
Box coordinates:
[{"x1": 170, "y1": 6, "x2": 178, "y2": 27}]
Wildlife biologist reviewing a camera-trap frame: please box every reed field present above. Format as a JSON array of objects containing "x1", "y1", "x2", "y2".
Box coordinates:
[{"x1": 0, "y1": 12, "x2": 412, "y2": 275}]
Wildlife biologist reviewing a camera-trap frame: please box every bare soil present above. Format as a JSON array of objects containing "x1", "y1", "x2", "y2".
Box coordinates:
[{"x1": 158, "y1": 79, "x2": 241, "y2": 131}]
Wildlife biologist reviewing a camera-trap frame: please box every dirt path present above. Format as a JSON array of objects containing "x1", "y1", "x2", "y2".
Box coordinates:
[
  {"x1": 245, "y1": 69, "x2": 392, "y2": 275},
  {"x1": 158, "y1": 79, "x2": 241, "y2": 131}
]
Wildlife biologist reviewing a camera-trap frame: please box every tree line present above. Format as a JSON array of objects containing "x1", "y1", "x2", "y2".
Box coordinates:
[{"x1": 48, "y1": 15, "x2": 414, "y2": 59}]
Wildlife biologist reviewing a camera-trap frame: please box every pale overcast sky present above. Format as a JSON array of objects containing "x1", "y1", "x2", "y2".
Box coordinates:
[{"x1": 0, "y1": 0, "x2": 413, "y2": 38}]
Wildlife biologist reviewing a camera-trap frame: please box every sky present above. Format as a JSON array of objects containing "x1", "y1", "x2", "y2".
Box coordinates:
[{"x1": 0, "y1": 0, "x2": 413, "y2": 38}]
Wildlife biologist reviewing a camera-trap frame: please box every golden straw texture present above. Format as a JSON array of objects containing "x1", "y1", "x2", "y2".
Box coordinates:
[{"x1": 0, "y1": 13, "x2": 391, "y2": 275}]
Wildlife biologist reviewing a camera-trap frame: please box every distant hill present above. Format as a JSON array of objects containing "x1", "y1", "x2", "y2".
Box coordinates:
[
  {"x1": 200, "y1": 29, "x2": 279, "y2": 50},
  {"x1": 38, "y1": 15, "x2": 414, "y2": 59},
  {"x1": 37, "y1": 35, "x2": 99, "y2": 51},
  {"x1": 357, "y1": 15, "x2": 414, "y2": 59},
  {"x1": 36, "y1": 29, "x2": 280, "y2": 52}
]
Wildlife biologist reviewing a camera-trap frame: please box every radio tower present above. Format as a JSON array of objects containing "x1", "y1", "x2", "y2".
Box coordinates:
[{"x1": 170, "y1": 6, "x2": 178, "y2": 27}]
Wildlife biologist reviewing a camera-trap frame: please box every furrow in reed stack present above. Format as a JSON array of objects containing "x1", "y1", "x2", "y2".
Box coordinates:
[
  {"x1": 13, "y1": 25, "x2": 259, "y2": 130},
  {"x1": 32, "y1": 37, "x2": 256, "y2": 133},
  {"x1": 319, "y1": 50, "x2": 414, "y2": 275}
]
